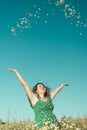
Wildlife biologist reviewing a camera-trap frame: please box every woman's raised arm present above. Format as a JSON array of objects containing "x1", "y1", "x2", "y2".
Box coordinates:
[
  {"x1": 50, "y1": 83, "x2": 69, "y2": 100},
  {"x1": 8, "y1": 68, "x2": 36, "y2": 105}
]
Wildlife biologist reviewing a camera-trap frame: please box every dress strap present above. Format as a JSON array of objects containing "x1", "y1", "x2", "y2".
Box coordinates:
[{"x1": 47, "y1": 95, "x2": 51, "y2": 101}]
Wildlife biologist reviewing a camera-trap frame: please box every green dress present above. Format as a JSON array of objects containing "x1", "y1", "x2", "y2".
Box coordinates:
[{"x1": 32, "y1": 96, "x2": 57, "y2": 128}]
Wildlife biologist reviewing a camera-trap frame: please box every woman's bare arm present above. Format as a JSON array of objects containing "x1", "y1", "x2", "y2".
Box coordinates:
[
  {"x1": 50, "y1": 83, "x2": 69, "y2": 100},
  {"x1": 8, "y1": 68, "x2": 37, "y2": 105}
]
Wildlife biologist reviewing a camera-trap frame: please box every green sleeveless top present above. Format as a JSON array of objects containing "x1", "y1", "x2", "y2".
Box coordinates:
[{"x1": 32, "y1": 96, "x2": 57, "y2": 128}]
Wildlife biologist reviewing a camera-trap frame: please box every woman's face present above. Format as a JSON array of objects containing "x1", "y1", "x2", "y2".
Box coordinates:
[{"x1": 36, "y1": 84, "x2": 46, "y2": 94}]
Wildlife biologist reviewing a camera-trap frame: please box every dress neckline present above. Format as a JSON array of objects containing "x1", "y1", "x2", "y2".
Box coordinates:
[
  {"x1": 32, "y1": 96, "x2": 50, "y2": 108},
  {"x1": 39, "y1": 97, "x2": 48, "y2": 102}
]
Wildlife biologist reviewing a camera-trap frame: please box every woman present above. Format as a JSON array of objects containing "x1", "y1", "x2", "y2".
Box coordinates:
[{"x1": 8, "y1": 68, "x2": 68, "y2": 128}]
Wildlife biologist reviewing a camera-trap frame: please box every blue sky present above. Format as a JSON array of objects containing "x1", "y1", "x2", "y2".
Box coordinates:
[{"x1": 0, "y1": 0, "x2": 87, "y2": 121}]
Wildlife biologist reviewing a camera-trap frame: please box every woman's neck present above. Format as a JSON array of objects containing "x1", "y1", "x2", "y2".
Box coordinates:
[
  {"x1": 38, "y1": 94, "x2": 47, "y2": 101},
  {"x1": 39, "y1": 94, "x2": 45, "y2": 99}
]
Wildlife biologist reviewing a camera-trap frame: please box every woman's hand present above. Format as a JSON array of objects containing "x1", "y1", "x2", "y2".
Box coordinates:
[
  {"x1": 8, "y1": 68, "x2": 18, "y2": 73},
  {"x1": 59, "y1": 84, "x2": 69, "y2": 88},
  {"x1": 60, "y1": 83, "x2": 69, "y2": 87}
]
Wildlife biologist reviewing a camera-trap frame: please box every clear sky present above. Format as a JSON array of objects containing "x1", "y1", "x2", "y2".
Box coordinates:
[{"x1": 0, "y1": 0, "x2": 87, "y2": 122}]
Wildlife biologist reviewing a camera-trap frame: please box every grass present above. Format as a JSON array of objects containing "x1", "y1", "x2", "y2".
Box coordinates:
[{"x1": 0, "y1": 116, "x2": 87, "y2": 130}]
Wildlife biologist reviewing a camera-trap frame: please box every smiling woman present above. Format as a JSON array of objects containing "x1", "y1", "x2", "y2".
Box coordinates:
[
  {"x1": 8, "y1": 68, "x2": 69, "y2": 128},
  {"x1": 32, "y1": 83, "x2": 50, "y2": 99}
]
